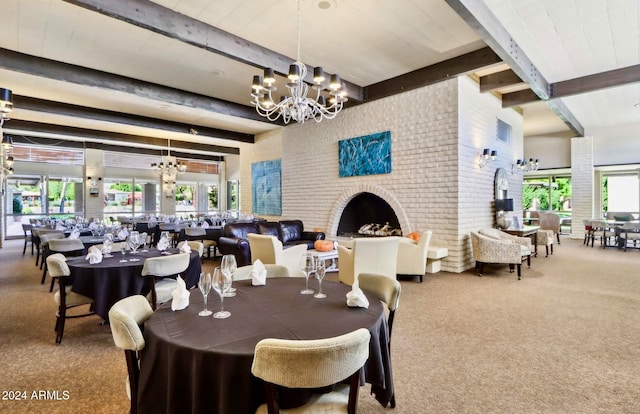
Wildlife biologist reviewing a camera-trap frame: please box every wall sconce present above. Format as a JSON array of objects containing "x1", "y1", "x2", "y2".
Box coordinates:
[
  {"x1": 479, "y1": 148, "x2": 497, "y2": 168},
  {"x1": 512, "y1": 158, "x2": 540, "y2": 174},
  {"x1": 87, "y1": 176, "x2": 102, "y2": 186},
  {"x1": 164, "y1": 180, "x2": 176, "y2": 198}
]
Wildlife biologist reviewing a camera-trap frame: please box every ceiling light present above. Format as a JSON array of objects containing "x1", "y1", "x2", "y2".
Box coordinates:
[
  {"x1": 150, "y1": 138, "x2": 187, "y2": 177},
  {"x1": 250, "y1": 0, "x2": 347, "y2": 124}
]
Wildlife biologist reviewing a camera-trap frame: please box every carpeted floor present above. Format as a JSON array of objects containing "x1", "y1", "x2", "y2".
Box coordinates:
[{"x1": 1, "y1": 236, "x2": 639, "y2": 413}]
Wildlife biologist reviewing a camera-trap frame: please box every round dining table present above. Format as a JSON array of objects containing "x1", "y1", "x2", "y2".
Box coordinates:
[
  {"x1": 137, "y1": 278, "x2": 394, "y2": 414},
  {"x1": 66, "y1": 249, "x2": 201, "y2": 321}
]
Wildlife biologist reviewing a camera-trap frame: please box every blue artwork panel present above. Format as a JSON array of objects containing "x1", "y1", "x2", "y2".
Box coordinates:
[
  {"x1": 252, "y1": 159, "x2": 282, "y2": 215},
  {"x1": 339, "y1": 131, "x2": 392, "y2": 177}
]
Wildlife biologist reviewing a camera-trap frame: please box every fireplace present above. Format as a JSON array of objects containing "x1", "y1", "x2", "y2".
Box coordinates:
[{"x1": 337, "y1": 192, "x2": 401, "y2": 237}]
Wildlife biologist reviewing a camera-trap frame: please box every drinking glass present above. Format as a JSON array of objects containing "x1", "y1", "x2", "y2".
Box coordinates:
[
  {"x1": 314, "y1": 257, "x2": 327, "y2": 299},
  {"x1": 102, "y1": 234, "x2": 113, "y2": 258},
  {"x1": 119, "y1": 243, "x2": 129, "y2": 262},
  {"x1": 128, "y1": 231, "x2": 140, "y2": 254},
  {"x1": 221, "y1": 254, "x2": 237, "y2": 296},
  {"x1": 198, "y1": 272, "x2": 213, "y2": 316},
  {"x1": 140, "y1": 232, "x2": 149, "y2": 252},
  {"x1": 212, "y1": 267, "x2": 231, "y2": 319},
  {"x1": 299, "y1": 254, "x2": 316, "y2": 295}
]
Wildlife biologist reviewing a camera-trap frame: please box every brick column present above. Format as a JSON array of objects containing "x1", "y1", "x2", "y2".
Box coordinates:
[{"x1": 570, "y1": 137, "x2": 594, "y2": 239}]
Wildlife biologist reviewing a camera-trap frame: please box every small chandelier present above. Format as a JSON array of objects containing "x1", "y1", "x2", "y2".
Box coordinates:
[
  {"x1": 1, "y1": 88, "x2": 14, "y2": 179},
  {"x1": 150, "y1": 138, "x2": 187, "y2": 176},
  {"x1": 512, "y1": 158, "x2": 539, "y2": 174},
  {"x1": 250, "y1": 0, "x2": 347, "y2": 124}
]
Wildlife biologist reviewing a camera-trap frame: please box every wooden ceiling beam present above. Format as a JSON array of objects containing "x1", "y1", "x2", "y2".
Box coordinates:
[
  {"x1": 62, "y1": 0, "x2": 364, "y2": 103},
  {"x1": 4, "y1": 120, "x2": 240, "y2": 156},
  {"x1": 13, "y1": 96, "x2": 254, "y2": 144},
  {"x1": 0, "y1": 48, "x2": 269, "y2": 125},
  {"x1": 364, "y1": 47, "x2": 502, "y2": 102},
  {"x1": 479, "y1": 69, "x2": 525, "y2": 93},
  {"x1": 445, "y1": 0, "x2": 584, "y2": 136},
  {"x1": 551, "y1": 64, "x2": 640, "y2": 98},
  {"x1": 502, "y1": 89, "x2": 541, "y2": 108}
]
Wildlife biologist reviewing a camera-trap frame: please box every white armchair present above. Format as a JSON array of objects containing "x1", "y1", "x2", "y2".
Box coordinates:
[
  {"x1": 471, "y1": 230, "x2": 531, "y2": 280},
  {"x1": 337, "y1": 237, "x2": 400, "y2": 286},
  {"x1": 396, "y1": 230, "x2": 433, "y2": 283},
  {"x1": 247, "y1": 234, "x2": 308, "y2": 278}
]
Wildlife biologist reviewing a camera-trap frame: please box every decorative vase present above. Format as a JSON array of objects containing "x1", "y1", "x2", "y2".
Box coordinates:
[{"x1": 496, "y1": 215, "x2": 512, "y2": 229}]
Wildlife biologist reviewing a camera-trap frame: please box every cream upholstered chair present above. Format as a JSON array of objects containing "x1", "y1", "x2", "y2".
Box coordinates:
[
  {"x1": 471, "y1": 230, "x2": 531, "y2": 280},
  {"x1": 108, "y1": 295, "x2": 154, "y2": 414},
  {"x1": 396, "y1": 230, "x2": 433, "y2": 283},
  {"x1": 538, "y1": 211, "x2": 561, "y2": 244},
  {"x1": 22, "y1": 223, "x2": 33, "y2": 255},
  {"x1": 47, "y1": 253, "x2": 94, "y2": 344},
  {"x1": 44, "y1": 238, "x2": 85, "y2": 291},
  {"x1": 234, "y1": 264, "x2": 290, "y2": 281},
  {"x1": 177, "y1": 240, "x2": 204, "y2": 259},
  {"x1": 338, "y1": 237, "x2": 400, "y2": 286},
  {"x1": 251, "y1": 328, "x2": 371, "y2": 414},
  {"x1": 37, "y1": 230, "x2": 65, "y2": 271},
  {"x1": 184, "y1": 227, "x2": 216, "y2": 258},
  {"x1": 536, "y1": 229, "x2": 554, "y2": 257},
  {"x1": 141, "y1": 253, "x2": 190, "y2": 309},
  {"x1": 619, "y1": 221, "x2": 640, "y2": 251},
  {"x1": 247, "y1": 234, "x2": 308, "y2": 278},
  {"x1": 33, "y1": 228, "x2": 64, "y2": 267}
]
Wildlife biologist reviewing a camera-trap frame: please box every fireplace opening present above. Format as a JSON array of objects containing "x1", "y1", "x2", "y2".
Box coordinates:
[{"x1": 337, "y1": 192, "x2": 401, "y2": 237}]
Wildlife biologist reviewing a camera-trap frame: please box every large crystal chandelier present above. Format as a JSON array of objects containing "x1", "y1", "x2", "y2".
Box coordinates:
[
  {"x1": 150, "y1": 138, "x2": 187, "y2": 176},
  {"x1": 0, "y1": 88, "x2": 14, "y2": 179},
  {"x1": 250, "y1": 0, "x2": 347, "y2": 124}
]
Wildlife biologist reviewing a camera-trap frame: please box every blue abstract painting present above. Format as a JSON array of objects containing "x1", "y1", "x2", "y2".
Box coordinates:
[
  {"x1": 339, "y1": 131, "x2": 392, "y2": 177},
  {"x1": 252, "y1": 159, "x2": 282, "y2": 215}
]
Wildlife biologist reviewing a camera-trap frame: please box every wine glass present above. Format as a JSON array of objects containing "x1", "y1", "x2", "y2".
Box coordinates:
[
  {"x1": 212, "y1": 267, "x2": 231, "y2": 319},
  {"x1": 140, "y1": 232, "x2": 149, "y2": 252},
  {"x1": 299, "y1": 254, "x2": 316, "y2": 295},
  {"x1": 221, "y1": 254, "x2": 237, "y2": 297},
  {"x1": 198, "y1": 272, "x2": 213, "y2": 317},
  {"x1": 158, "y1": 231, "x2": 170, "y2": 255},
  {"x1": 314, "y1": 257, "x2": 327, "y2": 299},
  {"x1": 128, "y1": 231, "x2": 140, "y2": 254}
]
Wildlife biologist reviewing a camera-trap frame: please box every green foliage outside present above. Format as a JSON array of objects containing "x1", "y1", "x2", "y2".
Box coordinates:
[
  {"x1": 12, "y1": 196, "x2": 23, "y2": 214},
  {"x1": 602, "y1": 176, "x2": 608, "y2": 212},
  {"x1": 209, "y1": 186, "x2": 218, "y2": 209},
  {"x1": 522, "y1": 177, "x2": 572, "y2": 216},
  {"x1": 109, "y1": 183, "x2": 142, "y2": 192}
]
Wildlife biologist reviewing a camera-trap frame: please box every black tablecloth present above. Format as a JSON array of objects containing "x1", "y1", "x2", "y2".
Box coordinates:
[
  {"x1": 138, "y1": 278, "x2": 393, "y2": 414},
  {"x1": 66, "y1": 249, "x2": 201, "y2": 320}
]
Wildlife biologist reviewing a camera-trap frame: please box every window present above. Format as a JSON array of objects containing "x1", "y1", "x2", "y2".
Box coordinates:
[
  {"x1": 496, "y1": 119, "x2": 512, "y2": 144},
  {"x1": 522, "y1": 176, "x2": 572, "y2": 216},
  {"x1": 603, "y1": 174, "x2": 639, "y2": 213}
]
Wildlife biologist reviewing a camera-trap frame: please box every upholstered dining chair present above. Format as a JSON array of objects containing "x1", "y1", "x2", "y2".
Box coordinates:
[
  {"x1": 184, "y1": 226, "x2": 217, "y2": 259},
  {"x1": 108, "y1": 295, "x2": 154, "y2": 414},
  {"x1": 337, "y1": 236, "x2": 400, "y2": 286},
  {"x1": 35, "y1": 229, "x2": 65, "y2": 268},
  {"x1": 177, "y1": 240, "x2": 205, "y2": 260},
  {"x1": 141, "y1": 253, "x2": 190, "y2": 310},
  {"x1": 47, "y1": 253, "x2": 94, "y2": 344},
  {"x1": 234, "y1": 264, "x2": 290, "y2": 280},
  {"x1": 396, "y1": 230, "x2": 433, "y2": 282},
  {"x1": 41, "y1": 236, "x2": 83, "y2": 291},
  {"x1": 538, "y1": 211, "x2": 561, "y2": 244},
  {"x1": 536, "y1": 229, "x2": 554, "y2": 257},
  {"x1": 471, "y1": 231, "x2": 531, "y2": 280},
  {"x1": 251, "y1": 328, "x2": 371, "y2": 414},
  {"x1": 247, "y1": 234, "x2": 308, "y2": 278},
  {"x1": 22, "y1": 223, "x2": 33, "y2": 255}
]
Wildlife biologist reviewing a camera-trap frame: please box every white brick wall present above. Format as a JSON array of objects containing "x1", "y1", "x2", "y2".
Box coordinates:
[
  {"x1": 239, "y1": 76, "x2": 523, "y2": 273},
  {"x1": 570, "y1": 136, "x2": 595, "y2": 239}
]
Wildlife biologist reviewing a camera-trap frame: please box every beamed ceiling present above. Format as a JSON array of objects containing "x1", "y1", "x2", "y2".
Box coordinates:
[{"x1": 1, "y1": 0, "x2": 639, "y2": 157}]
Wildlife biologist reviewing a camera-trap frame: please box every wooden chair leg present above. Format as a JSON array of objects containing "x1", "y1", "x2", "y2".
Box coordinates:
[{"x1": 517, "y1": 264, "x2": 522, "y2": 280}]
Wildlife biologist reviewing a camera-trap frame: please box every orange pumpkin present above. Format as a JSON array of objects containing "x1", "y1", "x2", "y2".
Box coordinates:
[
  {"x1": 406, "y1": 232, "x2": 420, "y2": 241},
  {"x1": 314, "y1": 240, "x2": 335, "y2": 252}
]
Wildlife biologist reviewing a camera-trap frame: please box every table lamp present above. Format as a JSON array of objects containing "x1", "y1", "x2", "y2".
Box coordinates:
[{"x1": 495, "y1": 198, "x2": 514, "y2": 229}]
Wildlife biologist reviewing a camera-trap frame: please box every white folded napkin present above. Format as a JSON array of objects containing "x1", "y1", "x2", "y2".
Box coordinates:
[
  {"x1": 157, "y1": 238, "x2": 170, "y2": 251},
  {"x1": 179, "y1": 243, "x2": 191, "y2": 253},
  {"x1": 55, "y1": 224, "x2": 65, "y2": 230},
  {"x1": 117, "y1": 228, "x2": 129, "y2": 240},
  {"x1": 201, "y1": 221, "x2": 209, "y2": 229},
  {"x1": 85, "y1": 245, "x2": 103, "y2": 264},
  {"x1": 171, "y1": 276, "x2": 190, "y2": 311},
  {"x1": 68, "y1": 229, "x2": 80, "y2": 240},
  {"x1": 346, "y1": 280, "x2": 369, "y2": 308},
  {"x1": 89, "y1": 222, "x2": 98, "y2": 230},
  {"x1": 250, "y1": 259, "x2": 267, "y2": 286},
  {"x1": 190, "y1": 222, "x2": 197, "y2": 228}
]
